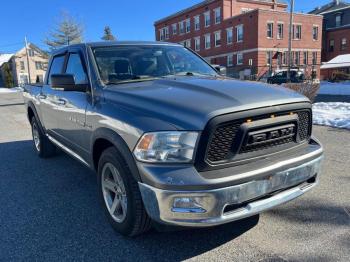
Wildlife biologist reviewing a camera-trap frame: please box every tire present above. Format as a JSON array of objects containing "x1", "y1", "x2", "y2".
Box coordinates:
[
  {"x1": 31, "y1": 117, "x2": 56, "y2": 158},
  {"x1": 97, "y1": 147, "x2": 151, "y2": 237}
]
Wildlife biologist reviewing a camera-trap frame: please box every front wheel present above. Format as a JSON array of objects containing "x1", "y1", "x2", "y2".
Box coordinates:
[{"x1": 97, "y1": 147, "x2": 151, "y2": 236}]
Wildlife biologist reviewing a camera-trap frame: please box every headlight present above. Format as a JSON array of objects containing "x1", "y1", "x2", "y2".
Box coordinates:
[{"x1": 133, "y1": 131, "x2": 198, "y2": 163}]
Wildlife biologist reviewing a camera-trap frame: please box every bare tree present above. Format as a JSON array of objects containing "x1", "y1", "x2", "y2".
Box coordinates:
[{"x1": 45, "y1": 12, "x2": 84, "y2": 50}]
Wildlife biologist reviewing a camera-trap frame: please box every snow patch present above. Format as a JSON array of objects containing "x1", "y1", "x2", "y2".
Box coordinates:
[
  {"x1": 313, "y1": 102, "x2": 350, "y2": 130},
  {"x1": 0, "y1": 87, "x2": 22, "y2": 94},
  {"x1": 318, "y1": 81, "x2": 350, "y2": 96}
]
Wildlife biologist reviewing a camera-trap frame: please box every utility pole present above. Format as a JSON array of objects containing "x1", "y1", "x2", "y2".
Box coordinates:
[
  {"x1": 24, "y1": 36, "x2": 32, "y2": 84},
  {"x1": 287, "y1": 0, "x2": 295, "y2": 82}
]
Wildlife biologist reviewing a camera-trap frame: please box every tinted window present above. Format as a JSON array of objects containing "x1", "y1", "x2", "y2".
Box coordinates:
[
  {"x1": 65, "y1": 53, "x2": 87, "y2": 85},
  {"x1": 48, "y1": 55, "x2": 65, "y2": 84}
]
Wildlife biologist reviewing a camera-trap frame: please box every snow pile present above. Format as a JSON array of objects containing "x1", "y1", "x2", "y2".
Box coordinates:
[
  {"x1": 313, "y1": 102, "x2": 350, "y2": 130},
  {"x1": 0, "y1": 87, "x2": 23, "y2": 94},
  {"x1": 318, "y1": 81, "x2": 350, "y2": 95}
]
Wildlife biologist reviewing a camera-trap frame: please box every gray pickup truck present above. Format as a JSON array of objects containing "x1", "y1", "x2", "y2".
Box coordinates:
[{"x1": 24, "y1": 42, "x2": 323, "y2": 236}]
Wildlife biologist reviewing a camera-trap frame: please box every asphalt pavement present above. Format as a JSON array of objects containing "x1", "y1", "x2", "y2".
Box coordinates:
[{"x1": 0, "y1": 93, "x2": 349, "y2": 262}]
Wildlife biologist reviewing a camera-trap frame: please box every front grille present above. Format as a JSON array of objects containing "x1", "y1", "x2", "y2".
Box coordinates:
[{"x1": 206, "y1": 110, "x2": 311, "y2": 163}]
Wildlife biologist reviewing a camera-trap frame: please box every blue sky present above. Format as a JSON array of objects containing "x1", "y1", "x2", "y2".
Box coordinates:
[{"x1": 0, "y1": 0, "x2": 330, "y2": 53}]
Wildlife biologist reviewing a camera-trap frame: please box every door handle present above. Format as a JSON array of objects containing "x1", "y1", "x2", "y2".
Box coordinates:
[
  {"x1": 38, "y1": 94, "x2": 46, "y2": 99},
  {"x1": 56, "y1": 99, "x2": 66, "y2": 106}
]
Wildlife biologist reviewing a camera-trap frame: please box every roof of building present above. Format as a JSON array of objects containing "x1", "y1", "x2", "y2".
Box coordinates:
[
  {"x1": 309, "y1": 0, "x2": 350, "y2": 15},
  {"x1": 154, "y1": 0, "x2": 288, "y2": 25},
  {"x1": 321, "y1": 54, "x2": 350, "y2": 69},
  {"x1": 0, "y1": 54, "x2": 13, "y2": 67}
]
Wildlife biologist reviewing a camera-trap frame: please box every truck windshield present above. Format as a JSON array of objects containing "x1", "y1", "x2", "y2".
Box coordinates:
[{"x1": 92, "y1": 45, "x2": 218, "y2": 85}]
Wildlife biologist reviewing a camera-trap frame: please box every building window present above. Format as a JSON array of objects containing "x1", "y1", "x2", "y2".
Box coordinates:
[
  {"x1": 194, "y1": 37, "x2": 200, "y2": 51},
  {"x1": 214, "y1": 7, "x2": 221, "y2": 24},
  {"x1": 236, "y1": 25, "x2": 243, "y2": 42},
  {"x1": 172, "y1": 24, "x2": 177, "y2": 35},
  {"x1": 20, "y1": 61, "x2": 25, "y2": 70},
  {"x1": 341, "y1": 38, "x2": 347, "y2": 51},
  {"x1": 283, "y1": 51, "x2": 288, "y2": 65},
  {"x1": 267, "y1": 22, "x2": 274, "y2": 38},
  {"x1": 194, "y1": 16, "x2": 200, "y2": 31},
  {"x1": 294, "y1": 51, "x2": 300, "y2": 65},
  {"x1": 160, "y1": 27, "x2": 169, "y2": 40},
  {"x1": 204, "y1": 11, "x2": 211, "y2": 27},
  {"x1": 303, "y1": 51, "x2": 308, "y2": 65},
  {"x1": 312, "y1": 26, "x2": 318, "y2": 40},
  {"x1": 226, "y1": 28, "x2": 233, "y2": 44},
  {"x1": 290, "y1": 52, "x2": 294, "y2": 65},
  {"x1": 312, "y1": 52, "x2": 317, "y2": 65},
  {"x1": 266, "y1": 51, "x2": 272, "y2": 65},
  {"x1": 336, "y1": 14, "x2": 342, "y2": 27},
  {"x1": 227, "y1": 55, "x2": 233, "y2": 67},
  {"x1": 184, "y1": 39, "x2": 191, "y2": 48},
  {"x1": 277, "y1": 23, "x2": 284, "y2": 39},
  {"x1": 35, "y1": 61, "x2": 42, "y2": 70},
  {"x1": 293, "y1": 24, "x2": 302, "y2": 40},
  {"x1": 329, "y1": 39, "x2": 335, "y2": 52},
  {"x1": 237, "y1": 53, "x2": 243, "y2": 65},
  {"x1": 186, "y1": 19, "x2": 191, "y2": 33},
  {"x1": 205, "y1": 34, "x2": 211, "y2": 49},
  {"x1": 277, "y1": 53, "x2": 282, "y2": 67},
  {"x1": 214, "y1": 31, "x2": 221, "y2": 47},
  {"x1": 28, "y1": 49, "x2": 34, "y2": 57},
  {"x1": 179, "y1": 21, "x2": 185, "y2": 34}
]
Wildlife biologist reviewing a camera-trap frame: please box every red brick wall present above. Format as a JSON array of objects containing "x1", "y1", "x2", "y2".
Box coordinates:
[{"x1": 323, "y1": 28, "x2": 350, "y2": 62}]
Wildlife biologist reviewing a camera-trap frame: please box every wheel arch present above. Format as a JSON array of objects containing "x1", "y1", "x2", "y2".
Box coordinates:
[
  {"x1": 91, "y1": 128, "x2": 142, "y2": 182},
  {"x1": 27, "y1": 102, "x2": 45, "y2": 133}
]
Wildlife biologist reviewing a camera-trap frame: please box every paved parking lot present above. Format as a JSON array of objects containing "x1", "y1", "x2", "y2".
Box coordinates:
[{"x1": 0, "y1": 93, "x2": 349, "y2": 261}]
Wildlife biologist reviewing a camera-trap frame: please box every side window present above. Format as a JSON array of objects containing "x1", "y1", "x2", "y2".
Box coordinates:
[
  {"x1": 65, "y1": 53, "x2": 87, "y2": 85},
  {"x1": 47, "y1": 55, "x2": 65, "y2": 84}
]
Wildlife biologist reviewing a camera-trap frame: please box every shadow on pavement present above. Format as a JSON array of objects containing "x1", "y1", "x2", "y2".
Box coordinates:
[{"x1": 0, "y1": 140, "x2": 259, "y2": 261}]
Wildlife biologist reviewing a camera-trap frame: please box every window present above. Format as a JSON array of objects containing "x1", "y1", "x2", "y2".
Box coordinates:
[
  {"x1": 179, "y1": 21, "x2": 185, "y2": 34},
  {"x1": 214, "y1": 8, "x2": 221, "y2": 24},
  {"x1": 28, "y1": 49, "x2": 34, "y2": 57},
  {"x1": 185, "y1": 39, "x2": 191, "y2": 48},
  {"x1": 283, "y1": 51, "x2": 288, "y2": 65},
  {"x1": 214, "y1": 31, "x2": 221, "y2": 47},
  {"x1": 66, "y1": 53, "x2": 87, "y2": 85},
  {"x1": 226, "y1": 28, "x2": 233, "y2": 44},
  {"x1": 205, "y1": 34, "x2": 211, "y2": 49},
  {"x1": 303, "y1": 51, "x2": 308, "y2": 65},
  {"x1": 277, "y1": 23, "x2": 284, "y2": 39},
  {"x1": 35, "y1": 61, "x2": 42, "y2": 70},
  {"x1": 236, "y1": 25, "x2": 243, "y2": 42},
  {"x1": 277, "y1": 53, "x2": 282, "y2": 67},
  {"x1": 204, "y1": 11, "x2": 210, "y2": 27},
  {"x1": 312, "y1": 52, "x2": 317, "y2": 65},
  {"x1": 266, "y1": 51, "x2": 272, "y2": 65},
  {"x1": 194, "y1": 16, "x2": 200, "y2": 31},
  {"x1": 227, "y1": 55, "x2": 233, "y2": 66},
  {"x1": 186, "y1": 19, "x2": 191, "y2": 33},
  {"x1": 341, "y1": 38, "x2": 347, "y2": 51},
  {"x1": 172, "y1": 24, "x2": 177, "y2": 35},
  {"x1": 20, "y1": 61, "x2": 25, "y2": 70},
  {"x1": 48, "y1": 55, "x2": 65, "y2": 84},
  {"x1": 293, "y1": 24, "x2": 302, "y2": 40},
  {"x1": 194, "y1": 37, "x2": 200, "y2": 51},
  {"x1": 294, "y1": 51, "x2": 300, "y2": 65},
  {"x1": 267, "y1": 22, "x2": 274, "y2": 38},
  {"x1": 336, "y1": 14, "x2": 342, "y2": 27},
  {"x1": 313, "y1": 26, "x2": 318, "y2": 40},
  {"x1": 329, "y1": 39, "x2": 335, "y2": 52},
  {"x1": 159, "y1": 27, "x2": 169, "y2": 41},
  {"x1": 237, "y1": 53, "x2": 243, "y2": 65}
]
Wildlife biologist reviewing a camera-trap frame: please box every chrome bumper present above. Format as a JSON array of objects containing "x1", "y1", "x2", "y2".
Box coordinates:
[{"x1": 138, "y1": 156, "x2": 323, "y2": 227}]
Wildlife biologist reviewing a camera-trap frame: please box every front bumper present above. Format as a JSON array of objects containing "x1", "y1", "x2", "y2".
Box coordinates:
[{"x1": 138, "y1": 154, "x2": 323, "y2": 227}]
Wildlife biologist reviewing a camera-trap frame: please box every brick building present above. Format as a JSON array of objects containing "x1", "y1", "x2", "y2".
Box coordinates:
[{"x1": 154, "y1": 0, "x2": 323, "y2": 79}]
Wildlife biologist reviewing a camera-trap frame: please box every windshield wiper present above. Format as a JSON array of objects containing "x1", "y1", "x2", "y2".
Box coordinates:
[{"x1": 105, "y1": 75, "x2": 159, "y2": 85}]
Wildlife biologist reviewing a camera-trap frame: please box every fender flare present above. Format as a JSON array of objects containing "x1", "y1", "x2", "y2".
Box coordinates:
[
  {"x1": 27, "y1": 101, "x2": 45, "y2": 134},
  {"x1": 91, "y1": 128, "x2": 142, "y2": 182}
]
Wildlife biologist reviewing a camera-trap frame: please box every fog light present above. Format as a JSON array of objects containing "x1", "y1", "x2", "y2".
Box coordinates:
[{"x1": 172, "y1": 197, "x2": 207, "y2": 213}]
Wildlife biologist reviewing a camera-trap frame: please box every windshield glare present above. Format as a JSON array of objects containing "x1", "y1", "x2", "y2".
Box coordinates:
[{"x1": 92, "y1": 45, "x2": 217, "y2": 84}]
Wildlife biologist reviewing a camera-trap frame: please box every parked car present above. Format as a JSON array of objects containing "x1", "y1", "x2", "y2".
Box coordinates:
[
  {"x1": 23, "y1": 42, "x2": 323, "y2": 236},
  {"x1": 267, "y1": 70, "x2": 305, "y2": 84}
]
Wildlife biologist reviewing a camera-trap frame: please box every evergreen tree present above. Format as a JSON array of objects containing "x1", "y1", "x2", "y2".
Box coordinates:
[
  {"x1": 3, "y1": 63, "x2": 14, "y2": 88},
  {"x1": 44, "y1": 12, "x2": 84, "y2": 50},
  {"x1": 101, "y1": 26, "x2": 116, "y2": 41}
]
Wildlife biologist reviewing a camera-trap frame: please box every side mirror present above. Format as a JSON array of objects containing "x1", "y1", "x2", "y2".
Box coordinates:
[
  {"x1": 213, "y1": 65, "x2": 227, "y2": 76},
  {"x1": 51, "y1": 74, "x2": 87, "y2": 92}
]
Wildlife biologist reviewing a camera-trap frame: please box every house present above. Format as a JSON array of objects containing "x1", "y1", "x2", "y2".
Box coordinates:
[{"x1": 154, "y1": 0, "x2": 323, "y2": 80}]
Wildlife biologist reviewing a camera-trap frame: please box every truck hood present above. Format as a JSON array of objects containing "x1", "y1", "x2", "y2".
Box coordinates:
[{"x1": 104, "y1": 76, "x2": 310, "y2": 130}]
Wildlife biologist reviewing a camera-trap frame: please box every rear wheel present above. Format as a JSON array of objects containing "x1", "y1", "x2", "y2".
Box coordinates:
[
  {"x1": 31, "y1": 117, "x2": 56, "y2": 158},
  {"x1": 97, "y1": 147, "x2": 151, "y2": 237}
]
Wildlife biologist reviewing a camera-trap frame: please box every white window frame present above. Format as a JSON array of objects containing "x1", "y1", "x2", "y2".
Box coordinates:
[
  {"x1": 159, "y1": 27, "x2": 169, "y2": 41},
  {"x1": 214, "y1": 7, "x2": 221, "y2": 24},
  {"x1": 194, "y1": 37, "x2": 200, "y2": 51},
  {"x1": 194, "y1": 15, "x2": 200, "y2": 31},
  {"x1": 277, "y1": 23, "x2": 284, "y2": 39},
  {"x1": 312, "y1": 26, "x2": 318, "y2": 41},
  {"x1": 179, "y1": 21, "x2": 185, "y2": 34},
  {"x1": 266, "y1": 51, "x2": 272, "y2": 65},
  {"x1": 204, "y1": 34, "x2": 211, "y2": 49},
  {"x1": 293, "y1": 24, "x2": 302, "y2": 40},
  {"x1": 184, "y1": 39, "x2": 191, "y2": 48},
  {"x1": 204, "y1": 11, "x2": 211, "y2": 28},
  {"x1": 336, "y1": 14, "x2": 342, "y2": 27},
  {"x1": 237, "y1": 53, "x2": 243, "y2": 65},
  {"x1": 303, "y1": 51, "x2": 308, "y2": 65},
  {"x1": 186, "y1": 18, "x2": 191, "y2": 33},
  {"x1": 227, "y1": 55, "x2": 233, "y2": 67},
  {"x1": 236, "y1": 24, "x2": 243, "y2": 42},
  {"x1": 172, "y1": 23, "x2": 177, "y2": 35},
  {"x1": 226, "y1": 27, "x2": 233, "y2": 44},
  {"x1": 214, "y1": 31, "x2": 221, "y2": 47},
  {"x1": 267, "y1": 22, "x2": 274, "y2": 38}
]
